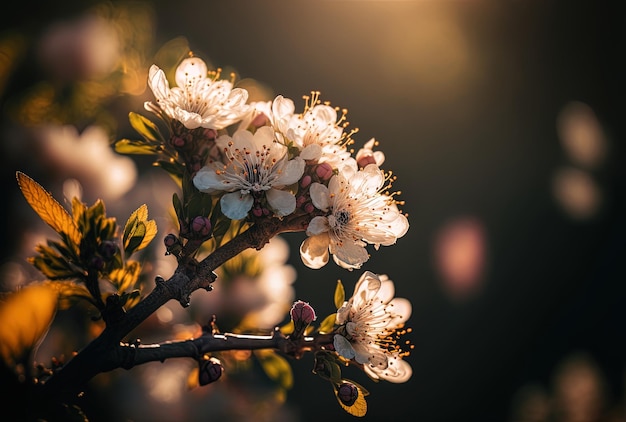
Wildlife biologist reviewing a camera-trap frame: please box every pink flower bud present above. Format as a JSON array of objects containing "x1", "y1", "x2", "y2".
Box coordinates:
[
  {"x1": 290, "y1": 300, "x2": 316, "y2": 325},
  {"x1": 315, "y1": 163, "x2": 334, "y2": 181},
  {"x1": 357, "y1": 154, "x2": 377, "y2": 169},
  {"x1": 300, "y1": 174, "x2": 312, "y2": 188},
  {"x1": 191, "y1": 216, "x2": 212, "y2": 237}
]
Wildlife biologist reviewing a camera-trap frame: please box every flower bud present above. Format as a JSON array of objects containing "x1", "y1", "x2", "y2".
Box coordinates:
[
  {"x1": 300, "y1": 174, "x2": 312, "y2": 188},
  {"x1": 315, "y1": 162, "x2": 334, "y2": 181},
  {"x1": 163, "y1": 234, "x2": 182, "y2": 256},
  {"x1": 98, "y1": 240, "x2": 118, "y2": 260},
  {"x1": 198, "y1": 357, "x2": 223, "y2": 386},
  {"x1": 357, "y1": 154, "x2": 377, "y2": 169},
  {"x1": 172, "y1": 135, "x2": 185, "y2": 148},
  {"x1": 190, "y1": 216, "x2": 212, "y2": 238},
  {"x1": 290, "y1": 300, "x2": 316, "y2": 340},
  {"x1": 290, "y1": 300, "x2": 316, "y2": 325},
  {"x1": 337, "y1": 382, "x2": 359, "y2": 406}
]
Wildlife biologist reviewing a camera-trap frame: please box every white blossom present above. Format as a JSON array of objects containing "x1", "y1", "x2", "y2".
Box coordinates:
[
  {"x1": 300, "y1": 164, "x2": 409, "y2": 270},
  {"x1": 193, "y1": 126, "x2": 305, "y2": 220},
  {"x1": 261, "y1": 93, "x2": 357, "y2": 173},
  {"x1": 333, "y1": 271, "x2": 412, "y2": 383},
  {"x1": 145, "y1": 56, "x2": 251, "y2": 130}
]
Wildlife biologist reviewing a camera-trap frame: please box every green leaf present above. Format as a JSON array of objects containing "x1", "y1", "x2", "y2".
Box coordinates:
[
  {"x1": 255, "y1": 350, "x2": 293, "y2": 390},
  {"x1": 155, "y1": 159, "x2": 184, "y2": 179},
  {"x1": 114, "y1": 139, "x2": 160, "y2": 155},
  {"x1": 172, "y1": 193, "x2": 184, "y2": 223},
  {"x1": 128, "y1": 112, "x2": 165, "y2": 144},
  {"x1": 123, "y1": 204, "x2": 157, "y2": 257},
  {"x1": 313, "y1": 351, "x2": 343, "y2": 384},
  {"x1": 334, "y1": 280, "x2": 345, "y2": 309}
]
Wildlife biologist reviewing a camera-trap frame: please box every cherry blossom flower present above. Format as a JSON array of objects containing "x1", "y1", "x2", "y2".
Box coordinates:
[
  {"x1": 333, "y1": 271, "x2": 412, "y2": 383},
  {"x1": 300, "y1": 164, "x2": 409, "y2": 270},
  {"x1": 258, "y1": 93, "x2": 357, "y2": 173},
  {"x1": 192, "y1": 126, "x2": 305, "y2": 220},
  {"x1": 145, "y1": 55, "x2": 251, "y2": 130}
]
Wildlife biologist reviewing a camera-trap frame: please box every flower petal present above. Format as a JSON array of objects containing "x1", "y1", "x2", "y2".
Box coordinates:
[
  {"x1": 175, "y1": 57, "x2": 208, "y2": 88},
  {"x1": 220, "y1": 191, "x2": 253, "y2": 220},
  {"x1": 333, "y1": 335, "x2": 356, "y2": 360},
  {"x1": 273, "y1": 157, "x2": 305, "y2": 186},
  {"x1": 306, "y1": 216, "x2": 329, "y2": 236},
  {"x1": 300, "y1": 234, "x2": 330, "y2": 269},
  {"x1": 364, "y1": 355, "x2": 412, "y2": 384},
  {"x1": 309, "y1": 182, "x2": 330, "y2": 211},
  {"x1": 193, "y1": 164, "x2": 233, "y2": 194},
  {"x1": 266, "y1": 188, "x2": 296, "y2": 217},
  {"x1": 333, "y1": 241, "x2": 369, "y2": 270}
]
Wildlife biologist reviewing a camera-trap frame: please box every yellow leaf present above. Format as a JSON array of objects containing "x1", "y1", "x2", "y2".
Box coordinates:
[
  {"x1": 334, "y1": 279, "x2": 345, "y2": 310},
  {"x1": 123, "y1": 204, "x2": 157, "y2": 256},
  {"x1": 335, "y1": 383, "x2": 368, "y2": 417},
  {"x1": 16, "y1": 172, "x2": 81, "y2": 246},
  {"x1": 0, "y1": 283, "x2": 58, "y2": 366}
]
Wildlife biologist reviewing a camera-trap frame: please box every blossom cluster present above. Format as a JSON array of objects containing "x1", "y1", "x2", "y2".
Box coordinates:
[{"x1": 145, "y1": 54, "x2": 409, "y2": 271}]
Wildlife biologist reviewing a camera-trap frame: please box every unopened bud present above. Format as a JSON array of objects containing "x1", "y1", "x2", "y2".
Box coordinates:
[
  {"x1": 357, "y1": 154, "x2": 377, "y2": 169},
  {"x1": 300, "y1": 174, "x2": 312, "y2": 188},
  {"x1": 290, "y1": 300, "x2": 316, "y2": 339},
  {"x1": 315, "y1": 163, "x2": 334, "y2": 181},
  {"x1": 251, "y1": 113, "x2": 268, "y2": 128},
  {"x1": 290, "y1": 300, "x2": 316, "y2": 325},
  {"x1": 98, "y1": 240, "x2": 118, "y2": 259},
  {"x1": 172, "y1": 136, "x2": 185, "y2": 148},
  {"x1": 198, "y1": 357, "x2": 223, "y2": 386},
  {"x1": 337, "y1": 382, "x2": 359, "y2": 406},
  {"x1": 190, "y1": 216, "x2": 212, "y2": 238},
  {"x1": 163, "y1": 234, "x2": 182, "y2": 256}
]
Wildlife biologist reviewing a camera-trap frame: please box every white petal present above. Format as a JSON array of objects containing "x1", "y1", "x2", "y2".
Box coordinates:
[
  {"x1": 387, "y1": 297, "x2": 412, "y2": 323},
  {"x1": 193, "y1": 164, "x2": 232, "y2": 193},
  {"x1": 274, "y1": 157, "x2": 305, "y2": 186},
  {"x1": 309, "y1": 182, "x2": 330, "y2": 211},
  {"x1": 300, "y1": 234, "x2": 330, "y2": 269},
  {"x1": 220, "y1": 191, "x2": 254, "y2": 220},
  {"x1": 335, "y1": 302, "x2": 350, "y2": 324},
  {"x1": 272, "y1": 95, "x2": 295, "y2": 120},
  {"x1": 365, "y1": 356, "x2": 412, "y2": 384},
  {"x1": 333, "y1": 335, "x2": 355, "y2": 360},
  {"x1": 306, "y1": 216, "x2": 329, "y2": 236},
  {"x1": 266, "y1": 188, "x2": 296, "y2": 216},
  {"x1": 252, "y1": 125, "x2": 275, "y2": 148},
  {"x1": 175, "y1": 57, "x2": 208, "y2": 88},
  {"x1": 333, "y1": 241, "x2": 369, "y2": 270},
  {"x1": 300, "y1": 144, "x2": 322, "y2": 161},
  {"x1": 148, "y1": 65, "x2": 170, "y2": 101}
]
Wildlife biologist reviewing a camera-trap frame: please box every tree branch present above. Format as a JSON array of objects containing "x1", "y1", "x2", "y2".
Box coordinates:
[{"x1": 40, "y1": 215, "x2": 311, "y2": 399}]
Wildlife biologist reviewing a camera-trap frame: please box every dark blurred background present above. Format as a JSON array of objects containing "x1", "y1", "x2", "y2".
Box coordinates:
[{"x1": 1, "y1": 1, "x2": 625, "y2": 421}]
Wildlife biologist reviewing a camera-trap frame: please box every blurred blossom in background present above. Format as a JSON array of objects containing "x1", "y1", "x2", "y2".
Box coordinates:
[{"x1": 1, "y1": 1, "x2": 625, "y2": 421}]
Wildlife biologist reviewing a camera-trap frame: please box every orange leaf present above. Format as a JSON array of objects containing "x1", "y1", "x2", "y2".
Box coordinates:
[
  {"x1": 16, "y1": 171, "x2": 81, "y2": 246},
  {"x1": 0, "y1": 283, "x2": 58, "y2": 366}
]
